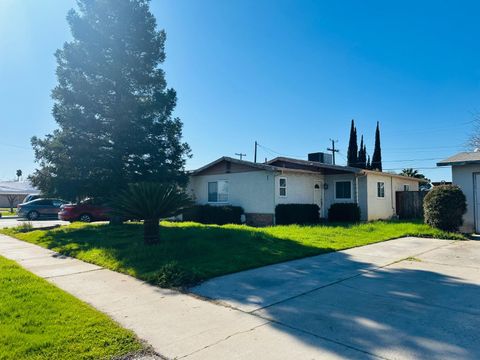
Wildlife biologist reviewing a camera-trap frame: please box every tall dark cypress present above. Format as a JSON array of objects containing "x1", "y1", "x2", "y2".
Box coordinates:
[
  {"x1": 358, "y1": 135, "x2": 367, "y2": 169},
  {"x1": 347, "y1": 120, "x2": 358, "y2": 167},
  {"x1": 371, "y1": 121, "x2": 382, "y2": 171},
  {"x1": 366, "y1": 155, "x2": 371, "y2": 170}
]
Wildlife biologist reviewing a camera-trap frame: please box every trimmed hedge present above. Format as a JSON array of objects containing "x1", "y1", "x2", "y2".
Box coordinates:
[
  {"x1": 424, "y1": 185, "x2": 466, "y2": 232},
  {"x1": 183, "y1": 204, "x2": 244, "y2": 225},
  {"x1": 275, "y1": 204, "x2": 320, "y2": 225},
  {"x1": 328, "y1": 203, "x2": 361, "y2": 222}
]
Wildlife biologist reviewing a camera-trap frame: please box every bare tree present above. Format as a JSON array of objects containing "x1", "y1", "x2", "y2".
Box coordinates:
[
  {"x1": 468, "y1": 114, "x2": 480, "y2": 150},
  {"x1": 6, "y1": 194, "x2": 18, "y2": 213}
]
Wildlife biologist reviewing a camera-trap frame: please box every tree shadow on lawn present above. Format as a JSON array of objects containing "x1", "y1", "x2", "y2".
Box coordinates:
[
  {"x1": 23, "y1": 222, "x2": 335, "y2": 283},
  {"x1": 192, "y1": 246, "x2": 480, "y2": 359}
]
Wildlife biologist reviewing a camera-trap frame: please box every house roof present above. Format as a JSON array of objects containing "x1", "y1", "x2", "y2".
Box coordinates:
[
  {"x1": 191, "y1": 156, "x2": 424, "y2": 182},
  {"x1": 190, "y1": 156, "x2": 279, "y2": 175},
  {"x1": 437, "y1": 152, "x2": 480, "y2": 166},
  {"x1": 267, "y1": 157, "x2": 362, "y2": 174},
  {"x1": 0, "y1": 181, "x2": 39, "y2": 195}
]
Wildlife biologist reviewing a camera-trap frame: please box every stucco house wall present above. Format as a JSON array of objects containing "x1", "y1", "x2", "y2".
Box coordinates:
[
  {"x1": 188, "y1": 170, "x2": 276, "y2": 219},
  {"x1": 366, "y1": 173, "x2": 420, "y2": 221},
  {"x1": 451, "y1": 164, "x2": 480, "y2": 232}
]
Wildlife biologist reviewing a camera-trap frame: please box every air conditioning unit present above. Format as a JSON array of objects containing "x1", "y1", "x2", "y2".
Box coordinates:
[{"x1": 308, "y1": 152, "x2": 333, "y2": 164}]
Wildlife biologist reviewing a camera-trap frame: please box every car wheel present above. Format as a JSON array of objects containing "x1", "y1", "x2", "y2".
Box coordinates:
[
  {"x1": 79, "y1": 213, "x2": 93, "y2": 223},
  {"x1": 27, "y1": 211, "x2": 39, "y2": 220}
]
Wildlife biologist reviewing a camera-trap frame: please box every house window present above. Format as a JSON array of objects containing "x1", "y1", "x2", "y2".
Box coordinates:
[
  {"x1": 279, "y1": 177, "x2": 287, "y2": 197},
  {"x1": 335, "y1": 181, "x2": 352, "y2": 199},
  {"x1": 377, "y1": 182, "x2": 385, "y2": 198},
  {"x1": 208, "y1": 180, "x2": 228, "y2": 202},
  {"x1": 403, "y1": 184, "x2": 410, "y2": 191}
]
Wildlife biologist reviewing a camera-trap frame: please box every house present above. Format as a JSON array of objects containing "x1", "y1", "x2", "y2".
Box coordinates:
[
  {"x1": 188, "y1": 154, "x2": 422, "y2": 226},
  {"x1": 437, "y1": 151, "x2": 480, "y2": 232},
  {"x1": 0, "y1": 181, "x2": 39, "y2": 208}
]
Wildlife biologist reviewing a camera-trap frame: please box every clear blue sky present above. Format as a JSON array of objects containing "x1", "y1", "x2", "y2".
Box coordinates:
[{"x1": 1, "y1": 0, "x2": 479, "y2": 182}]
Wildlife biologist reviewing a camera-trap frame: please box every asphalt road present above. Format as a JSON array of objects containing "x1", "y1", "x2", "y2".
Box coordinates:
[{"x1": 0, "y1": 217, "x2": 68, "y2": 228}]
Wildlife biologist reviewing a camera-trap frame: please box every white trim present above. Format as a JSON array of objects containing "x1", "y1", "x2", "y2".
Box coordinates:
[{"x1": 334, "y1": 180, "x2": 353, "y2": 200}]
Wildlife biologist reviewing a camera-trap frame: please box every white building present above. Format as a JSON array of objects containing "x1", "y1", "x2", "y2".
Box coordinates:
[
  {"x1": 189, "y1": 156, "x2": 421, "y2": 226},
  {"x1": 437, "y1": 152, "x2": 480, "y2": 233},
  {"x1": 0, "y1": 181, "x2": 40, "y2": 208}
]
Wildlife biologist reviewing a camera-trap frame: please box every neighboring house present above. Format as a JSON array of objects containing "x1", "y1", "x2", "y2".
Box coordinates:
[
  {"x1": 189, "y1": 154, "x2": 422, "y2": 226},
  {"x1": 437, "y1": 151, "x2": 480, "y2": 233},
  {"x1": 0, "y1": 181, "x2": 40, "y2": 208}
]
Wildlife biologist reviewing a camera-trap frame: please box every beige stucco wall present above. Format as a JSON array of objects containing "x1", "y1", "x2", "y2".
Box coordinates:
[
  {"x1": 366, "y1": 173, "x2": 420, "y2": 221},
  {"x1": 274, "y1": 172, "x2": 324, "y2": 214},
  {"x1": 451, "y1": 164, "x2": 480, "y2": 232},
  {"x1": 188, "y1": 170, "x2": 276, "y2": 214}
]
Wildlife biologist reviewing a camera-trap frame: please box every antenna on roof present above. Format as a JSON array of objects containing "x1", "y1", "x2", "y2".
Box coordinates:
[{"x1": 235, "y1": 153, "x2": 247, "y2": 160}]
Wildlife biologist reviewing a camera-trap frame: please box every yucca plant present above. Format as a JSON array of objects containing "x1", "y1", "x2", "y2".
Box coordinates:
[{"x1": 110, "y1": 182, "x2": 192, "y2": 245}]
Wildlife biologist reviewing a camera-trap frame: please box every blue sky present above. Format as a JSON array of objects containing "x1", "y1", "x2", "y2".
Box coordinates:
[{"x1": 1, "y1": 0, "x2": 479, "y2": 182}]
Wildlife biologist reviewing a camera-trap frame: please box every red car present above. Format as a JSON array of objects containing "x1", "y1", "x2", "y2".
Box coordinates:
[{"x1": 58, "y1": 198, "x2": 111, "y2": 222}]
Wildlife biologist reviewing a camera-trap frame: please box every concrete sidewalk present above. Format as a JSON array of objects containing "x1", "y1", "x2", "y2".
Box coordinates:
[{"x1": 1, "y1": 233, "x2": 479, "y2": 359}]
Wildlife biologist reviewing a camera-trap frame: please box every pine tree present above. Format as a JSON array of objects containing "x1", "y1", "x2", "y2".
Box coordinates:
[
  {"x1": 347, "y1": 120, "x2": 358, "y2": 167},
  {"x1": 357, "y1": 135, "x2": 367, "y2": 169},
  {"x1": 30, "y1": 0, "x2": 190, "y2": 199},
  {"x1": 371, "y1": 121, "x2": 382, "y2": 171}
]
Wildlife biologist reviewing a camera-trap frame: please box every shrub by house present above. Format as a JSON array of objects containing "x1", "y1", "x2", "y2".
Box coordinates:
[
  {"x1": 328, "y1": 203, "x2": 361, "y2": 222},
  {"x1": 423, "y1": 185, "x2": 466, "y2": 232},
  {"x1": 275, "y1": 204, "x2": 320, "y2": 225},
  {"x1": 183, "y1": 205, "x2": 244, "y2": 225}
]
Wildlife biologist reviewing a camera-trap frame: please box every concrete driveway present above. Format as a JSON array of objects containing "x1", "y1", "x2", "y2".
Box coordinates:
[
  {"x1": 0, "y1": 217, "x2": 68, "y2": 228},
  {"x1": 192, "y1": 237, "x2": 480, "y2": 359}
]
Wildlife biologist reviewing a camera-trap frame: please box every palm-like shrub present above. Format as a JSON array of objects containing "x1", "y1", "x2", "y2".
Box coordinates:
[{"x1": 111, "y1": 183, "x2": 192, "y2": 245}]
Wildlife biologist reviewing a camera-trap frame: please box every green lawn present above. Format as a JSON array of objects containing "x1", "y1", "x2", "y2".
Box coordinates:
[
  {"x1": 0, "y1": 208, "x2": 16, "y2": 217},
  {"x1": 0, "y1": 255, "x2": 143, "y2": 360},
  {"x1": 1, "y1": 220, "x2": 464, "y2": 288}
]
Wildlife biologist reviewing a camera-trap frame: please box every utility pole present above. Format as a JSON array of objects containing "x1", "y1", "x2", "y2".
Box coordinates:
[
  {"x1": 235, "y1": 152, "x2": 246, "y2": 160},
  {"x1": 254, "y1": 141, "x2": 258, "y2": 163},
  {"x1": 327, "y1": 139, "x2": 339, "y2": 165}
]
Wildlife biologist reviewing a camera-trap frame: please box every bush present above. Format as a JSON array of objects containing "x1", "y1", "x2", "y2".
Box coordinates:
[
  {"x1": 148, "y1": 261, "x2": 198, "y2": 288},
  {"x1": 275, "y1": 204, "x2": 320, "y2": 225},
  {"x1": 183, "y1": 205, "x2": 244, "y2": 225},
  {"x1": 328, "y1": 203, "x2": 361, "y2": 222},
  {"x1": 424, "y1": 185, "x2": 466, "y2": 232}
]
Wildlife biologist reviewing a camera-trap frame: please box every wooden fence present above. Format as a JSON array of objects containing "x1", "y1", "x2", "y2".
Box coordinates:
[{"x1": 395, "y1": 191, "x2": 427, "y2": 219}]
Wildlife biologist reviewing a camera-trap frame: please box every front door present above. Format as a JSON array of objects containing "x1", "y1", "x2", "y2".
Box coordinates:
[{"x1": 313, "y1": 181, "x2": 324, "y2": 218}]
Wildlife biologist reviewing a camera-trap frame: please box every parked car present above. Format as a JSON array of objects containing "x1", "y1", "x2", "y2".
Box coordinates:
[
  {"x1": 58, "y1": 198, "x2": 111, "y2": 222},
  {"x1": 17, "y1": 198, "x2": 67, "y2": 220},
  {"x1": 22, "y1": 194, "x2": 41, "y2": 203}
]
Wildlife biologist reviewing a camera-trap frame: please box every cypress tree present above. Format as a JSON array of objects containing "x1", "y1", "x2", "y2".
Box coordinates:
[
  {"x1": 371, "y1": 121, "x2": 382, "y2": 171},
  {"x1": 366, "y1": 155, "x2": 371, "y2": 170},
  {"x1": 347, "y1": 120, "x2": 358, "y2": 167},
  {"x1": 358, "y1": 135, "x2": 367, "y2": 169}
]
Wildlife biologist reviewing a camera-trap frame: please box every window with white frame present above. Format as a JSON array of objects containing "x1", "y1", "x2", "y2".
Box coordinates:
[
  {"x1": 403, "y1": 184, "x2": 410, "y2": 191},
  {"x1": 335, "y1": 181, "x2": 352, "y2": 199},
  {"x1": 208, "y1": 180, "x2": 228, "y2": 202},
  {"x1": 377, "y1": 182, "x2": 385, "y2": 198},
  {"x1": 279, "y1": 177, "x2": 287, "y2": 197}
]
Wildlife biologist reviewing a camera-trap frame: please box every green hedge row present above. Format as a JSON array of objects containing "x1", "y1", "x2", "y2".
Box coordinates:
[
  {"x1": 183, "y1": 205, "x2": 244, "y2": 225},
  {"x1": 275, "y1": 204, "x2": 320, "y2": 225}
]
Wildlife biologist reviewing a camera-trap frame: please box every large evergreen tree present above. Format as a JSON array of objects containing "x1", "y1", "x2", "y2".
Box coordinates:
[
  {"x1": 357, "y1": 135, "x2": 367, "y2": 169},
  {"x1": 347, "y1": 120, "x2": 358, "y2": 167},
  {"x1": 371, "y1": 121, "x2": 382, "y2": 171},
  {"x1": 30, "y1": 0, "x2": 190, "y2": 200}
]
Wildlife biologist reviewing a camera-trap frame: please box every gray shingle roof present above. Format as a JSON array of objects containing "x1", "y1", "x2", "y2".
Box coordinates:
[{"x1": 437, "y1": 152, "x2": 480, "y2": 166}]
